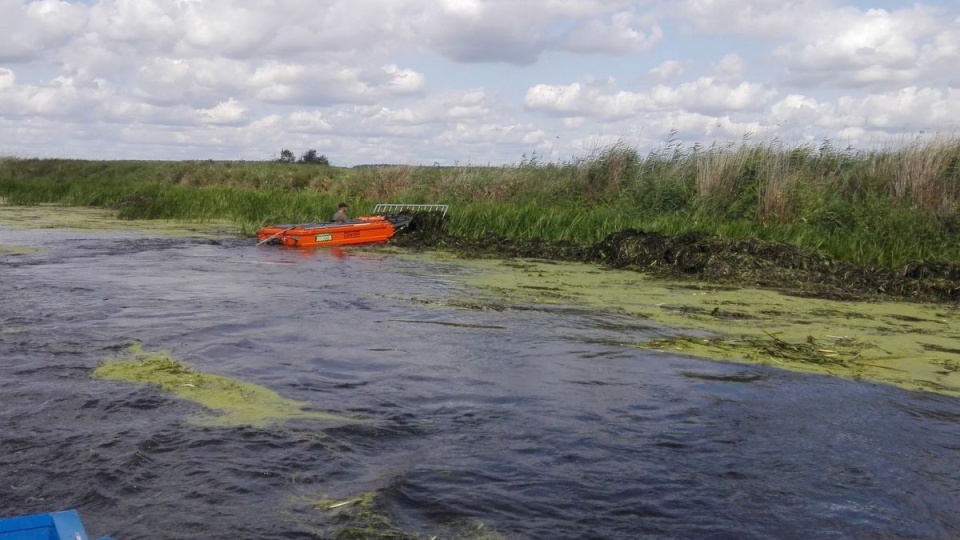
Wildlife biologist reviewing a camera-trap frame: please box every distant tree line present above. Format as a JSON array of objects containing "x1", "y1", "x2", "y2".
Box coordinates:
[{"x1": 278, "y1": 149, "x2": 330, "y2": 165}]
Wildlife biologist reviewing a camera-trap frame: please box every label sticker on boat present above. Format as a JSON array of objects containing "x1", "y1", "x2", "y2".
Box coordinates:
[{"x1": 315, "y1": 233, "x2": 333, "y2": 242}]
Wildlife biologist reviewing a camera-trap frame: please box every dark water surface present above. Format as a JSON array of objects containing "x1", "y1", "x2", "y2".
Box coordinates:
[{"x1": 2, "y1": 229, "x2": 959, "y2": 539}]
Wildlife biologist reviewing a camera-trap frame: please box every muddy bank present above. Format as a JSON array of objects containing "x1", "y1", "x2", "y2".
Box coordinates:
[{"x1": 395, "y1": 221, "x2": 960, "y2": 304}]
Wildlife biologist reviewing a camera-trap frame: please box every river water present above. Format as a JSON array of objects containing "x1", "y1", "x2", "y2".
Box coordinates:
[{"x1": 2, "y1": 227, "x2": 959, "y2": 539}]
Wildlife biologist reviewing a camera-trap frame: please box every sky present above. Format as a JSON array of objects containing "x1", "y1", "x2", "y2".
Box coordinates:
[{"x1": 0, "y1": 0, "x2": 958, "y2": 166}]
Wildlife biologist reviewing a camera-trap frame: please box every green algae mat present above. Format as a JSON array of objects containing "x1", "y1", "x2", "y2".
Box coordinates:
[
  {"x1": 0, "y1": 205, "x2": 238, "y2": 236},
  {"x1": 11, "y1": 203, "x2": 959, "y2": 397},
  {"x1": 422, "y1": 254, "x2": 960, "y2": 397},
  {"x1": 286, "y1": 492, "x2": 506, "y2": 540},
  {"x1": 0, "y1": 244, "x2": 41, "y2": 254},
  {"x1": 93, "y1": 343, "x2": 359, "y2": 428}
]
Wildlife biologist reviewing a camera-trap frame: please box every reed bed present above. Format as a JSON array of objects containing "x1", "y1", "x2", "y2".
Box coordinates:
[{"x1": 2, "y1": 136, "x2": 959, "y2": 267}]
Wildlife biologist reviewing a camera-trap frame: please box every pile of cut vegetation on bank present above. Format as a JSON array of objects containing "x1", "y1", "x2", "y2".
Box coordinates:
[
  {"x1": 589, "y1": 230, "x2": 960, "y2": 303},
  {"x1": 394, "y1": 226, "x2": 960, "y2": 303}
]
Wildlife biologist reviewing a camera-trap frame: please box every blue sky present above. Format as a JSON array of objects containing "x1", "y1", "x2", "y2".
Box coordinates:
[{"x1": 1, "y1": 0, "x2": 958, "y2": 166}]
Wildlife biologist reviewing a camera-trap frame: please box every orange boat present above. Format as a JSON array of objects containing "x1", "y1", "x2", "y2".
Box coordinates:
[{"x1": 256, "y1": 203, "x2": 447, "y2": 248}]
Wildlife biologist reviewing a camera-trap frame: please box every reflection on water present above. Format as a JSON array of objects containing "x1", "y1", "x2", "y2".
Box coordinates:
[{"x1": 1, "y1": 227, "x2": 960, "y2": 539}]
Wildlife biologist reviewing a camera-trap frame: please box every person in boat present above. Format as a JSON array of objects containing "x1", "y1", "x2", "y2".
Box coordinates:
[{"x1": 333, "y1": 202, "x2": 349, "y2": 223}]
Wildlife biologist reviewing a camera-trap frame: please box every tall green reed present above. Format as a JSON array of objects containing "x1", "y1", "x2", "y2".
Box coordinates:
[{"x1": 3, "y1": 136, "x2": 960, "y2": 267}]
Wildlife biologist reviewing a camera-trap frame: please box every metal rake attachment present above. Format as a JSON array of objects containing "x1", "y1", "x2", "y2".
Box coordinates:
[{"x1": 373, "y1": 203, "x2": 449, "y2": 217}]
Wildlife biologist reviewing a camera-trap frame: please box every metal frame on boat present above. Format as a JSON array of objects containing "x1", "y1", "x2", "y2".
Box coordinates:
[{"x1": 373, "y1": 203, "x2": 449, "y2": 217}]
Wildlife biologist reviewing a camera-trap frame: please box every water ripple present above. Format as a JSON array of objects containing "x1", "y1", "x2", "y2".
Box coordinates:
[{"x1": 1, "y1": 229, "x2": 959, "y2": 539}]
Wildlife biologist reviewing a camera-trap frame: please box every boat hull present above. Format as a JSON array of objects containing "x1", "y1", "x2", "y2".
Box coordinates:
[
  {"x1": 0, "y1": 510, "x2": 114, "y2": 540},
  {"x1": 256, "y1": 216, "x2": 397, "y2": 247}
]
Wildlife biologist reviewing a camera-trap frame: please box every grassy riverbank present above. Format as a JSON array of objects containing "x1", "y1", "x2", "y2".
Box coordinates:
[{"x1": 2, "y1": 138, "x2": 960, "y2": 268}]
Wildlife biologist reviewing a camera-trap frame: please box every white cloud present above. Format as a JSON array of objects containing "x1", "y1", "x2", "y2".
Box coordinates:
[
  {"x1": 775, "y1": 7, "x2": 939, "y2": 88},
  {"x1": 651, "y1": 77, "x2": 777, "y2": 114},
  {"x1": 526, "y1": 81, "x2": 608, "y2": 117},
  {"x1": 563, "y1": 12, "x2": 662, "y2": 54},
  {"x1": 136, "y1": 57, "x2": 250, "y2": 106},
  {"x1": 440, "y1": 0, "x2": 483, "y2": 18},
  {"x1": 525, "y1": 76, "x2": 776, "y2": 118},
  {"x1": 249, "y1": 62, "x2": 427, "y2": 106},
  {"x1": 286, "y1": 111, "x2": 333, "y2": 133},
  {"x1": 918, "y1": 17, "x2": 960, "y2": 76},
  {"x1": 676, "y1": 1, "x2": 956, "y2": 90},
  {"x1": 314, "y1": 90, "x2": 495, "y2": 143},
  {"x1": 415, "y1": 0, "x2": 661, "y2": 64},
  {"x1": 0, "y1": 67, "x2": 15, "y2": 89},
  {"x1": 770, "y1": 94, "x2": 828, "y2": 126},
  {"x1": 712, "y1": 54, "x2": 746, "y2": 81},
  {"x1": 525, "y1": 78, "x2": 653, "y2": 118},
  {"x1": 0, "y1": 0, "x2": 87, "y2": 61},
  {"x1": 364, "y1": 90, "x2": 491, "y2": 126},
  {"x1": 436, "y1": 121, "x2": 544, "y2": 146},
  {"x1": 134, "y1": 59, "x2": 430, "y2": 108},
  {"x1": 648, "y1": 60, "x2": 686, "y2": 82},
  {"x1": 841, "y1": 87, "x2": 960, "y2": 132},
  {"x1": 522, "y1": 129, "x2": 547, "y2": 145},
  {"x1": 87, "y1": 0, "x2": 178, "y2": 45},
  {"x1": 199, "y1": 98, "x2": 245, "y2": 125},
  {"x1": 382, "y1": 64, "x2": 427, "y2": 94},
  {"x1": 750, "y1": 87, "x2": 960, "y2": 141},
  {"x1": 677, "y1": 0, "x2": 831, "y2": 38},
  {"x1": 1, "y1": 0, "x2": 959, "y2": 165},
  {"x1": 177, "y1": 3, "x2": 281, "y2": 57},
  {"x1": 9, "y1": 76, "x2": 84, "y2": 116}
]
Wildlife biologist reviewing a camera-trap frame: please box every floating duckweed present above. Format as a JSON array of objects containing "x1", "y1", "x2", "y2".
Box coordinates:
[
  {"x1": 0, "y1": 205, "x2": 236, "y2": 236},
  {"x1": 315, "y1": 493, "x2": 397, "y2": 539},
  {"x1": 93, "y1": 342, "x2": 358, "y2": 428},
  {"x1": 428, "y1": 256, "x2": 960, "y2": 397},
  {"x1": 0, "y1": 244, "x2": 42, "y2": 254},
  {"x1": 301, "y1": 492, "x2": 506, "y2": 540},
  {"x1": 646, "y1": 334, "x2": 867, "y2": 366}
]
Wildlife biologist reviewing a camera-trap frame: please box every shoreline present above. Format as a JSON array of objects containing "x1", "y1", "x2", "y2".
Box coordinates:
[
  {"x1": 4, "y1": 204, "x2": 959, "y2": 396},
  {"x1": 2, "y1": 203, "x2": 958, "y2": 304},
  {"x1": 394, "y1": 227, "x2": 960, "y2": 305}
]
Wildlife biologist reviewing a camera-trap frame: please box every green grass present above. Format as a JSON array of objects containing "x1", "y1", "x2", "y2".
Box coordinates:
[{"x1": 3, "y1": 136, "x2": 960, "y2": 267}]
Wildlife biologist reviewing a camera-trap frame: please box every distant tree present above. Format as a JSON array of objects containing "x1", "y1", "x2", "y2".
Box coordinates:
[
  {"x1": 298, "y1": 149, "x2": 330, "y2": 165},
  {"x1": 278, "y1": 149, "x2": 296, "y2": 163}
]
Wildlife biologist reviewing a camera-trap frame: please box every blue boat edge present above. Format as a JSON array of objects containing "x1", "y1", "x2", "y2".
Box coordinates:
[{"x1": 0, "y1": 510, "x2": 114, "y2": 540}]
